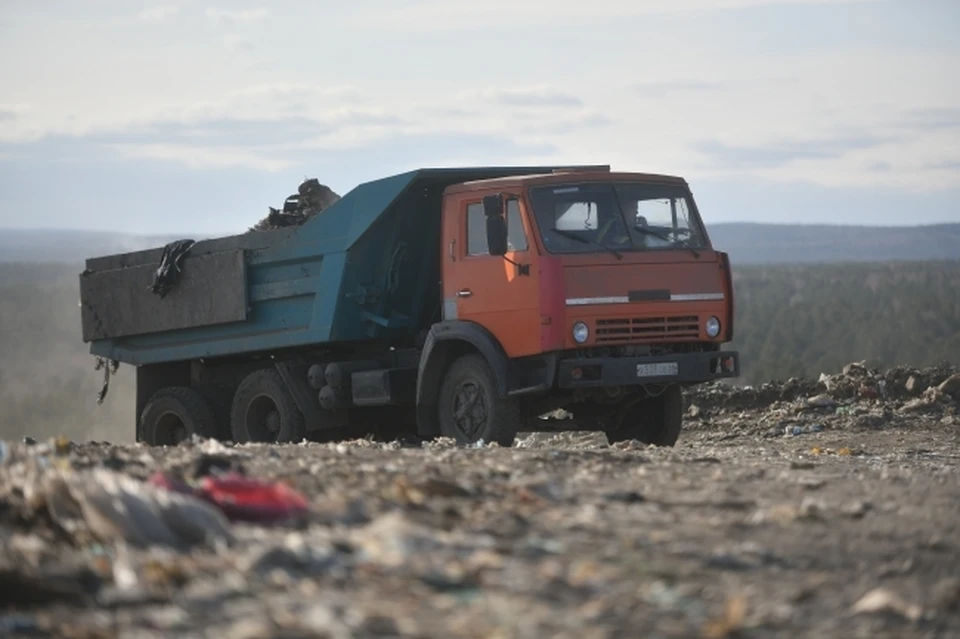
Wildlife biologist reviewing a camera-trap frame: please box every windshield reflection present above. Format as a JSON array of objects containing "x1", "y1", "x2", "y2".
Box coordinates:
[{"x1": 529, "y1": 182, "x2": 707, "y2": 255}]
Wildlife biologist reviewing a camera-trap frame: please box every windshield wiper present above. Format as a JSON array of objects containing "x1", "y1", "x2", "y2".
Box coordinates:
[
  {"x1": 550, "y1": 228, "x2": 623, "y2": 260},
  {"x1": 633, "y1": 226, "x2": 701, "y2": 259}
]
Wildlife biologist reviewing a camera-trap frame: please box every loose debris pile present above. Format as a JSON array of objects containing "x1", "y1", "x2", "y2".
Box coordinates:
[
  {"x1": 1, "y1": 363, "x2": 958, "y2": 637},
  {"x1": 248, "y1": 178, "x2": 341, "y2": 232},
  {"x1": 684, "y1": 361, "x2": 959, "y2": 439}
]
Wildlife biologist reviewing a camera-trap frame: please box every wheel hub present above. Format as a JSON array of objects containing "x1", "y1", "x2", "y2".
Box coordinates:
[
  {"x1": 157, "y1": 411, "x2": 189, "y2": 446},
  {"x1": 246, "y1": 395, "x2": 284, "y2": 442},
  {"x1": 452, "y1": 380, "x2": 488, "y2": 440},
  {"x1": 171, "y1": 424, "x2": 188, "y2": 444},
  {"x1": 265, "y1": 410, "x2": 281, "y2": 436}
]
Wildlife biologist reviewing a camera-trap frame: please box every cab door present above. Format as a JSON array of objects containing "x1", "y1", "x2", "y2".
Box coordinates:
[{"x1": 442, "y1": 194, "x2": 541, "y2": 358}]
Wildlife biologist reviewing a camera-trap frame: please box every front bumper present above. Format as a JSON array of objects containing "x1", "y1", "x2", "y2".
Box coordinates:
[{"x1": 557, "y1": 350, "x2": 740, "y2": 389}]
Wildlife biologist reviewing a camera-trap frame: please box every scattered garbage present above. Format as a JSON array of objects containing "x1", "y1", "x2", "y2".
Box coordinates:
[
  {"x1": 784, "y1": 424, "x2": 825, "y2": 437},
  {"x1": 851, "y1": 587, "x2": 923, "y2": 621},
  {"x1": 938, "y1": 373, "x2": 960, "y2": 400},
  {"x1": 93, "y1": 356, "x2": 119, "y2": 405},
  {"x1": 0, "y1": 362, "x2": 957, "y2": 636},
  {"x1": 40, "y1": 468, "x2": 236, "y2": 549},
  {"x1": 0, "y1": 564, "x2": 98, "y2": 608},
  {"x1": 805, "y1": 394, "x2": 836, "y2": 408},
  {"x1": 841, "y1": 500, "x2": 872, "y2": 519},
  {"x1": 702, "y1": 594, "x2": 747, "y2": 639},
  {"x1": 932, "y1": 578, "x2": 960, "y2": 612},
  {"x1": 686, "y1": 361, "x2": 958, "y2": 437}
]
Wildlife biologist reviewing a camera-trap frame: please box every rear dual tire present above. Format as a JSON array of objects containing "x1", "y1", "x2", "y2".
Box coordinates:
[
  {"x1": 140, "y1": 387, "x2": 219, "y2": 446},
  {"x1": 230, "y1": 369, "x2": 305, "y2": 444}
]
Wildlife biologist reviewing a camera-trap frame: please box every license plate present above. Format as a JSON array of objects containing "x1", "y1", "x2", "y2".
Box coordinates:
[{"x1": 636, "y1": 362, "x2": 679, "y2": 377}]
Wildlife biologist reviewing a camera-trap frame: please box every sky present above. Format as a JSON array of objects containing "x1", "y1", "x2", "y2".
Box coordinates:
[{"x1": 1, "y1": 0, "x2": 958, "y2": 235}]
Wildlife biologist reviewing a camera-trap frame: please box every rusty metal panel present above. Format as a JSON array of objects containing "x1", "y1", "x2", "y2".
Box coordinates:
[{"x1": 80, "y1": 250, "x2": 248, "y2": 342}]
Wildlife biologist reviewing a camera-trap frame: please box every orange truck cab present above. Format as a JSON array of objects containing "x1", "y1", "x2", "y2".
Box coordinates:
[{"x1": 418, "y1": 167, "x2": 739, "y2": 446}]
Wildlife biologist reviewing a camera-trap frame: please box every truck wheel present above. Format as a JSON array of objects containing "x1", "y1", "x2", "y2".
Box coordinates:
[
  {"x1": 606, "y1": 384, "x2": 684, "y2": 447},
  {"x1": 140, "y1": 387, "x2": 219, "y2": 446},
  {"x1": 231, "y1": 369, "x2": 305, "y2": 444},
  {"x1": 438, "y1": 354, "x2": 520, "y2": 447}
]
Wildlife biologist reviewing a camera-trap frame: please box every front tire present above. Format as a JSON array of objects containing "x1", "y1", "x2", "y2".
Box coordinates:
[
  {"x1": 438, "y1": 354, "x2": 520, "y2": 447},
  {"x1": 140, "y1": 387, "x2": 219, "y2": 446},
  {"x1": 230, "y1": 369, "x2": 305, "y2": 444},
  {"x1": 605, "y1": 384, "x2": 684, "y2": 447}
]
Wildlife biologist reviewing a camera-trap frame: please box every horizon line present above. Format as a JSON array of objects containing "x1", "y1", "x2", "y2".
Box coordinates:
[{"x1": 2, "y1": 220, "x2": 959, "y2": 237}]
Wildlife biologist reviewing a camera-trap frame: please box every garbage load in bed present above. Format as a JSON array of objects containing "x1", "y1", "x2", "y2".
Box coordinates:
[{"x1": 248, "y1": 178, "x2": 341, "y2": 232}]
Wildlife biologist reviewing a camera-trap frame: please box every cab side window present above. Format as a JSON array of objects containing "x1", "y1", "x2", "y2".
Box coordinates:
[
  {"x1": 466, "y1": 198, "x2": 528, "y2": 255},
  {"x1": 466, "y1": 203, "x2": 488, "y2": 255},
  {"x1": 506, "y1": 199, "x2": 528, "y2": 251}
]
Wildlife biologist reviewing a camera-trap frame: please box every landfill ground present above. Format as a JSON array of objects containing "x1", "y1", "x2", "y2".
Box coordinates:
[{"x1": 2, "y1": 363, "x2": 959, "y2": 638}]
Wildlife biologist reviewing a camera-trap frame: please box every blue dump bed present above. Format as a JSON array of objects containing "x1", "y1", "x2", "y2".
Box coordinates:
[{"x1": 80, "y1": 166, "x2": 586, "y2": 366}]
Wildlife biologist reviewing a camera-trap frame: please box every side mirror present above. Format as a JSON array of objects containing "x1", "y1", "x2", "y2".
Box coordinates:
[
  {"x1": 483, "y1": 193, "x2": 508, "y2": 256},
  {"x1": 482, "y1": 193, "x2": 503, "y2": 218}
]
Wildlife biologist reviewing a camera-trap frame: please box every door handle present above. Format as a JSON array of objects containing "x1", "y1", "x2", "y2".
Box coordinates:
[{"x1": 457, "y1": 289, "x2": 473, "y2": 298}]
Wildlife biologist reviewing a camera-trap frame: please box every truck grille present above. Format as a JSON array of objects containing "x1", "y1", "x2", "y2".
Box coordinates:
[{"x1": 595, "y1": 316, "x2": 700, "y2": 344}]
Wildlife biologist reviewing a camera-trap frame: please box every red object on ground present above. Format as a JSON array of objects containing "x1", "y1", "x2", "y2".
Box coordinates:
[
  {"x1": 146, "y1": 471, "x2": 309, "y2": 524},
  {"x1": 198, "y1": 473, "x2": 309, "y2": 523},
  {"x1": 147, "y1": 471, "x2": 196, "y2": 495}
]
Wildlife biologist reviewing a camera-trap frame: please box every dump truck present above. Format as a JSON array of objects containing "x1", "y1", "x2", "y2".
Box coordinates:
[{"x1": 79, "y1": 165, "x2": 740, "y2": 447}]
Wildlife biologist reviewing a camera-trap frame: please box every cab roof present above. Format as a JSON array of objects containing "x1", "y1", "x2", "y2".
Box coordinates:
[{"x1": 445, "y1": 168, "x2": 688, "y2": 194}]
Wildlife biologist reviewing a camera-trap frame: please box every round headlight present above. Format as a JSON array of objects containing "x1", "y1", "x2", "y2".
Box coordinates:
[
  {"x1": 705, "y1": 316, "x2": 721, "y2": 338},
  {"x1": 572, "y1": 321, "x2": 590, "y2": 344}
]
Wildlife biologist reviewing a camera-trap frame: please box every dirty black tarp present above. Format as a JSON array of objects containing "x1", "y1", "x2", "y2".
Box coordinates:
[
  {"x1": 248, "y1": 178, "x2": 341, "y2": 232},
  {"x1": 149, "y1": 239, "x2": 195, "y2": 299}
]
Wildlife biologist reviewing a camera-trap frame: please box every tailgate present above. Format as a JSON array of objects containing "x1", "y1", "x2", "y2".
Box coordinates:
[{"x1": 79, "y1": 248, "x2": 249, "y2": 343}]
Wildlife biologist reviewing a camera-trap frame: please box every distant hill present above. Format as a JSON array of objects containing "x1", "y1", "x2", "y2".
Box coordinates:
[
  {"x1": 0, "y1": 229, "x2": 187, "y2": 265},
  {"x1": 708, "y1": 222, "x2": 960, "y2": 264},
  {"x1": 1, "y1": 223, "x2": 959, "y2": 265}
]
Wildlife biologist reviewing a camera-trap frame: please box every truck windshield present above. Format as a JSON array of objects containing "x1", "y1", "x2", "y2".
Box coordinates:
[{"x1": 528, "y1": 182, "x2": 708, "y2": 255}]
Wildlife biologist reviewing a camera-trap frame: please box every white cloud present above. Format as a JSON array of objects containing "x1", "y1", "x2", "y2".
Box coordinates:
[
  {"x1": 293, "y1": 126, "x2": 415, "y2": 152},
  {"x1": 365, "y1": 0, "x2": 879, "y2": 28},
  {"x1": 0, "y1": 104, "x2": 29, "y2": 120},
  {"x1": 111, "y1": 143, "x2": 294, "y2": 172},
  {"x1": 457, "y1": 85, "x2": 583, "y2": 108},
  {"x1": 205, "y1": 8, "x2": 268, "y2": 25},
  {"x1": 1, "y1": 0, "x2": 955, "y2": 200},
  {"x1": 138, "y1": 6, "x2": 180, "y2": 22},
  {"x1": 137, "y1": 88, "x2": 377, "y2": 126},
  {"x1": 223, "y1": 34, "x2": 256, "y2": 51},
  {"x1": 230, "y1": 83, "x2": 363, "y2": 104}
]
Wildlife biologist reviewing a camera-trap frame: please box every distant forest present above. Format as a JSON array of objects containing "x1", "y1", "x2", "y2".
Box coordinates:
[
  {"x1": 0, "y1": 260, "x2": 958, "y2": 441},
  {"x1": 727, "y1": 261, "x2": 960, "y2": 384}
]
